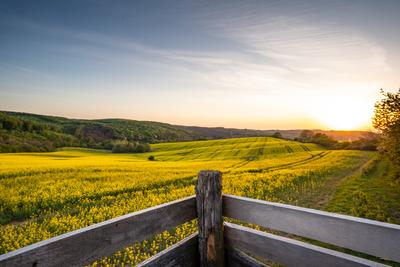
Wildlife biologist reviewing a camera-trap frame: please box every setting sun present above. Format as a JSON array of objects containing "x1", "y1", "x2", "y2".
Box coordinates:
[
  {"x1": 320, "y1": 112, "x2": 369, "y2": 130},
  {"x1": 310, "y1": 97, "x2": 372, "y2": 130}
]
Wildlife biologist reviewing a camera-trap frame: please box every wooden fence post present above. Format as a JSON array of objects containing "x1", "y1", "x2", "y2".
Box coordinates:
[{"x1": 196, "y1": 170, "x2": 224, "y2": 267}]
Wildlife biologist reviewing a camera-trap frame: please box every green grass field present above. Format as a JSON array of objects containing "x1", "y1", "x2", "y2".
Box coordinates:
[{"x1": 1, "y1": 137, "x2": 398, "y2": 266}]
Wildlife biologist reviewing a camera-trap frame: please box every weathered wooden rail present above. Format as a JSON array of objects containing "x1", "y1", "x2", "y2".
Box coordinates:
[{"x1": 1, "y1": 171, "x2": 399, "y2": 267}]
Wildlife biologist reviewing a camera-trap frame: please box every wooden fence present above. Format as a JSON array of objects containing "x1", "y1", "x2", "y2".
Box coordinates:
[{"x1": 0, "y1": 171, "x2": 399, "y2": 267}]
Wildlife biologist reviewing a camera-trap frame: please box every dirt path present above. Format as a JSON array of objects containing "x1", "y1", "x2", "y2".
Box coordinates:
[{"x1": 310, "y1": 156, "x2": 376, "y2": 210}]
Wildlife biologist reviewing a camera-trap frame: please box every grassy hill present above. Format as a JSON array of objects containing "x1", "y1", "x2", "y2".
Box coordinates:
[{"x1": 0, "y1": 110, "x2": 372, "y2": 152}]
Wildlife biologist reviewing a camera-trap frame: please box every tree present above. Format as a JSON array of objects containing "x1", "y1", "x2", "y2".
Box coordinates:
[
  {"x1": 311, "y1": 133, "x2": 337, "y2": 147},
  {"x1": 0, "y1": 113, "x2": 22, "y2": 131},
  {"x1": 373, "y1": 89, "x2": 400, "y2": 168},
  {"x1": 22, "y1": 121, "x2": 33, "y2": 131},
  {"x1": 296, "y1": 130, "x2": 338, "y2": 148},
  {"x1": 272, "y1": 132, "x2": 282, "y2": 139},
  {"x1": 299, "y1": 130, "x2": 314, "y2": 140},
  {"x1": 112, "y1": 140, "x2": 135, "y2": 153}
]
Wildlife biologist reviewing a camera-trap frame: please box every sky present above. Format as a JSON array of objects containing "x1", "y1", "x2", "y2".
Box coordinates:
[{"x1": 1, "y1": 0, "x2": 399, "y2": 130}]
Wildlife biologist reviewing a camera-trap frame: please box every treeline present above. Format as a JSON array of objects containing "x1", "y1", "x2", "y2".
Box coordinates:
[
  {"x1": 0, "y1": 112, "x2": 59, "y2": 133},
  {"x1": 0, "y1": 112, "x2": 80, "y2": 152},
  {"x1": 111, "y1": 140, "x2": 151, "y2": 153},
  {"x1": 294, "y1": 130, "x2": 378, "y2": 150},
  {"x1": 0, "y1": 112, "x2": 152, "y2": 153}
]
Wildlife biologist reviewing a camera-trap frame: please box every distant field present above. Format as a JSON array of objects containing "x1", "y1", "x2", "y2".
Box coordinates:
[{"x1": 0, "y1": 137, "x2": 398, "y2": 266}]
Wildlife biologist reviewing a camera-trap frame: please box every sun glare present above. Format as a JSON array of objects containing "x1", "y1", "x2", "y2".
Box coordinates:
[
  {"x1": 320, "y1": 112, "x2": 367, "y2": 130},
  {"x1": 310, "y1": 97, "x2": 372, "y2": 130}
]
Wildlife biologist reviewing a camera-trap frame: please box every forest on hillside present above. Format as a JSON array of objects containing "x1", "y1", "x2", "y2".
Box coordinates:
[
  {"x1": 0, "y1": 111, "x2": 374, "y2": 152},
  {"x1": 0, "y1": 111, "x2": 267, "y2": 152}
]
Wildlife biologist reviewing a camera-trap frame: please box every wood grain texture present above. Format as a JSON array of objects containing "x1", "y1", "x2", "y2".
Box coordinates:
[
  {"x1": 223, "y1": 194, "x2": 400, "y2": 263},
  {"x1": 0, "y1": 196, "x2": 196, "y2": 267},
  {"x1": 224, "y1": 222, "x2": 388, "y2": 267},
  {"x1": 138, "y1": 233, "x2": 199, "y2": 267},
  {"x1": 225, "y1": 248, "x2": 268, "y2": 267},
  {"x1": 196, "y1": 170, "x2": 224, "y2": 267}
]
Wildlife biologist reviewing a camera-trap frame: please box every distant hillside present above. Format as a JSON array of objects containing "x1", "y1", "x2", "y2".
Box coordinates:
[{"x1": 0, "y1": 110, "x2": 372, "y2": 152}]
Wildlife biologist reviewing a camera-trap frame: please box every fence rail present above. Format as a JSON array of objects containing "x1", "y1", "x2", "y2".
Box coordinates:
[
  {"x1": 137, "y1": 233, "x2": 199, "y2": 267},
  {"x1": 224, "y1": 222, "x2": 386, "y2": 267},
  {"x1": 223, "y1": 194, "x2": 400, "y2": 263},
  {"x1": 0, "y1": 196, "x2": 196, "y2": 267},
  {"x1": 0, "y1": 171, "x2": 399, "y2": 267}
]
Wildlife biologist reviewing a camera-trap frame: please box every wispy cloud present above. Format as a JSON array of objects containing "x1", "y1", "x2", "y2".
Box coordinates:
[
  {"x1": 1, "y1": 15, "x2": 292, "y2": 93},
  {"x1": 191, "y1": 1, "x2": 392, "y2": 94}
]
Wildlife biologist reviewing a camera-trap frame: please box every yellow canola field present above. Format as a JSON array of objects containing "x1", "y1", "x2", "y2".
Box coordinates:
[{"x1": 0, "y1": 137, "x2": 374, "y2": 266}]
